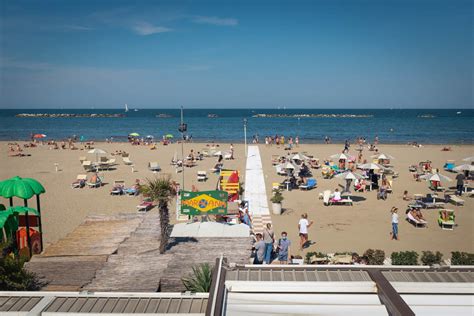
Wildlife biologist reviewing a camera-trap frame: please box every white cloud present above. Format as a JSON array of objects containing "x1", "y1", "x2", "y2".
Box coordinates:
[
  {"x1": 193, "y1": 16, "x2": 238, "y2": 26},
  {"x1": 63, "y1": 25, "x2": 94, "y2": 31},
  {"x1": 132, "y1": 22, "x2": 172, "y2": 35}
]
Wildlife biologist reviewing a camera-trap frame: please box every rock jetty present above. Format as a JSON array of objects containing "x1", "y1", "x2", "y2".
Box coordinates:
[
  {"x1": 156, "y1": 114, "x2": 173, "y2": 118},
  {"x1": 252, "y1": 113, "x2": 373, "y2": 118},
  {"x1": 16, "y1": 113, "x2": 125, "y2": 118}
]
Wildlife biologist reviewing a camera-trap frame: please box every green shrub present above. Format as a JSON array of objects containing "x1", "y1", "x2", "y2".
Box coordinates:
[
  {"x1": 451, "y1": 252, "x2": 474, "y2": 265},
  {"x1": 0, "y1": 257, "x2": 43, "y2": 291},
  {"x1": 391, "y1": 251, "x2": 419, "y2": 265},
  {"x1": 363, "y1": 249, "x2": 386, "y2": 265},
  {"x1": 421, "y1": 251, "x2": 443, "y2": 266},
  {"x1": 181, "y1": 263, "x2": 213, "y2": 292},
  {"x1": 270, "y1": 190, "x2": 284, "y2": 204}
]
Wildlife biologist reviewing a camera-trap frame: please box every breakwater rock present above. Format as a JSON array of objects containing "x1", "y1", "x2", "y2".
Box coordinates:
[
  {"x1": 252, "y1": 113, "x2": 374, "y2": 118},
  {"x1": 16, "y1": 113, "x2": 125, "y2": 118}
]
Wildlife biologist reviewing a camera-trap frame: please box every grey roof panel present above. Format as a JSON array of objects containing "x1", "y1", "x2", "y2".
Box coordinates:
[
  {"x1": 382, "y1": 270, "x2": 474, "y2": 283},
  {"x1": 226, "y1": 268, "x2": 372, "y2": 282}
]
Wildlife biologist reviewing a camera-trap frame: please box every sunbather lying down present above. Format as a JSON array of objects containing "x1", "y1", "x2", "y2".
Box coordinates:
[{"x1": 406, "y1": 208, "x2": 426, "y2": 222}]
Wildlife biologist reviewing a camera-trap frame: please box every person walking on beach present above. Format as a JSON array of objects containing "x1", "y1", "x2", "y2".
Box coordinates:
[
  {"x1": 456, "y1": 172, "x2": 465, "y2": 196},
  {"x1": 298, "y1": 213, "x2": 314, "y2": 250},
  {"x1": 277, "y1": 231, "x2": 291, "y2": 264},
  {"x1": 295, "y1": 136, "x2": 299, "y2": 147},
  {"x1": 263, "y1": 223, "x2": 275, "y2": 264},
  {"x1": 390, "y1": 207, "x2": 399, "y2": 240}
]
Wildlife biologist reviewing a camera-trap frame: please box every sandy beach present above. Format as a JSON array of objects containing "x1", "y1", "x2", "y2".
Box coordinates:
[{"x1": 1, "y1": 141, "x2": 472, "y2": 259}]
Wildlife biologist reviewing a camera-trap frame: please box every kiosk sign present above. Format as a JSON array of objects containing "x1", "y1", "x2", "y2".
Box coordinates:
[{"x1": 181, "y1": 190, "x2": 228, "y2": 215}]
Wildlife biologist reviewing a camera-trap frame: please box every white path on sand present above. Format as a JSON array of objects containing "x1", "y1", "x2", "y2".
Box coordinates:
[{"x1": 244, "y1": 145, "x2": 272, "y2": 233}]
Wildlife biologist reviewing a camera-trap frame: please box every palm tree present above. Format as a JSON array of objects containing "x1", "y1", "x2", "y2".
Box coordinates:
[{"x1": 140, "y1": 176, "x2": 177, "y2": 254}]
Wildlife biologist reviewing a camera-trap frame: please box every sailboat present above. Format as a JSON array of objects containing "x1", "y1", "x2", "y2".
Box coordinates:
[{"x1": 125, "y1": 104, "x2": 129, "y2": 112}]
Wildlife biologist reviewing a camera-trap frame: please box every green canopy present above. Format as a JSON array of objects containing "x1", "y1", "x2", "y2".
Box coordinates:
[
  {"x1": 0, "y1": 176, "x2": 45, "y2": 199},
  {"x1": 165, "y1": 134, "x2": 174, "y2": 138},
  {"x1": 129, "y1": 132, "x2": 140, "y2": 137},
  {"x1": 0, "y1": 204, "x2": 5, "y2": 211},
  {"x1": 7, "y1": 206, "x2": 40, "y2": 216}
]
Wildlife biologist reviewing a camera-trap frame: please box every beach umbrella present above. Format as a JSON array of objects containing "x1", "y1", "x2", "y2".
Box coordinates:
[
  {"x1": 420, "y1": 173, "x2": 452, "y2": 182},
  {"x1": 335, "y1": 171, "x2": 364, "y2": 180},
  {"x1": 284, "y1": 162, "x2": 295, "y2": 170},
  {"x1": 88, "y1": 148, "x2": 107, "y2": 162},
  {"x1": 462, "y1": 156, "x2": 474, "y2": 162},
  {"x1": 33, "y1": 134, "x2": 46, "y2": 139},
  {"x1": 166, "y1": 134, "x2": 174, "y2": 138},
  {"x1": 330, "y1": 153, "x2": 350, "y2": 160},
  {"x1": 146, "y1": 135, "x2": 154, "y2": 139},
  {"x1": 0, "y1": 177, "x2": 46, "y2": 256},
  {"x1": 129, "y1": 132, "x2": 140, "y2": 137},
  {"x1": 214, "y1": 151, "x2": 223, "y2": 156},
  {"x1": 358, "y1": 162, "x2": 384, "y2": 170},
  {"x1": 453, "y1": 164, "x2": 474, "y2": 172},
  {"x1": 371, "y1": 153, "x2": 395, "y2": 160}
]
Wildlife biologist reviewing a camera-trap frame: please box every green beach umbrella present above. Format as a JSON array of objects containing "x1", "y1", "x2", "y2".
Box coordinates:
[
  {"x1": 166, "y1": 134, "x2": 174, "y2": 138},
  {"x1": 0, "y1": 176, "x2": 45, "y2": 200},
  {"x1": 7, "y1": 206, "x2": 40, "y2": 216},
  {"x1": 129, "y1": 132, "x2": 140, "y2": 137}
]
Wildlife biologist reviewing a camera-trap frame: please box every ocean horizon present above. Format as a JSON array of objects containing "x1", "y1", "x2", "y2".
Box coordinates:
[{"x1": 1, "y1": 108, "x2": 473, "y2": 144}]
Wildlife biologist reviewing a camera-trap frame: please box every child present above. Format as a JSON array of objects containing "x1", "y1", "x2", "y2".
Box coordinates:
[{"x1": 277, "y1": 232, "x2": 291, "y2": 264}]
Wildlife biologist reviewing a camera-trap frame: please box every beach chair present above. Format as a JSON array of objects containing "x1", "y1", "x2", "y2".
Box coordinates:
[
  {"x1": 429, "y1": 180, "x2": 445, "y2": 191},
  {"x1": 276, "y1": 165, "x2": 288, "y2": 176},
  {"x1": 449, "y1": 195, "x2": 464, "y2": 206},
  {"x1": 299, "y1": 178, "x2": 317, "y2": 190},
  {"x1": 386, "y1": 180, "x2": 393, "y2": 194},
  {"x1": 82, "y1": 160, "x2": 94, "y2": 172},
  {"x1": 406, "y1": 212, "x2": 427, "y2": 228},
  {"x1": 438, "y1": 210, "x2": 455, "y2": 230},
  {"x1": 443, "y1": 160, "x2": 456, "y2": 172},
  {"x1": 417, "y1": 194, "x2": 445, "y2": 209},
  {"x1": 86, "y1": 174, "x2": 102, "y2": 188},
  {"x1": 321, "y1": 166, "x2": 334, "y2": 179},
  {"x1": 224, "y1": 152, "x2": 232, "y2": 160},
  {"x1": 71, "y1": 174, "x2": 87, "y2": 188},
  {"x1": 309, "y1": 158, "x2": 320, "y2": 169},
  {"x1": 148, "y1": 162, "x2": 161, "y2": 172},
  {"x1": 197, "y1": 171, "x2": 207, "y2": 182},
  {"x1": 123, "y1": 157, "x2": 133, "y2": 165},
  {"x1": 79, "y1": 156, "x2": 86, "y2": 163},
  {"x1": 106, "y1": 158, "x2": 116, "y2": 165},
  {"x1": 110, "y1": 180, "x2": 125, "y2": 195},
  {"x1": 137, "y1": 199, "x2": 154, "y2": 212}
]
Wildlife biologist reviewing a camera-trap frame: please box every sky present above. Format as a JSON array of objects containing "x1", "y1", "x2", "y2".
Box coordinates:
[{"x1": 0, "y1": 0, "x2": 472, "y2": 109}]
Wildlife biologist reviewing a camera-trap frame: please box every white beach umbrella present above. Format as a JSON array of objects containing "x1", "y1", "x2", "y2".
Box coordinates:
[
  {"x1": 371, "y1": 153, "x2": 395, "y2": 160},
  {"x1": 420, "y1": 173, "x2": 452, "y2": 182},
  {"x1": 284, "y1": 162, "x2": 296, "y2": 170},
  {"x1": 214, "y1": 151, "x2": 222, "y2": 156},
  {"x1": 335, "y1": 171, "x2": 364, "y2": 180},
  {"x1": 358, "y1": 162, "x2": 384, "y2": 170},
  {"x1": 330, "y1": 153, "x2": 350, "y2": 160},
  {"x1": 453, "y1": 164, "x2": 474, "y2": 172},
  {"x1": 88, "y1": 148, "x2": 107, "y2": 162},
  {"x1": 292, "y1": 153, "x2": 304, "y2": 161},
  {"x1": 462, "y1": 156, "x2": 474, "y2": 162}
]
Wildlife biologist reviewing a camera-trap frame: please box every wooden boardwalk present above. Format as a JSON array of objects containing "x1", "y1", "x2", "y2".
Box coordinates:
[{"x1": 26, "y1": 211, "x2": 252, "y2": 292}]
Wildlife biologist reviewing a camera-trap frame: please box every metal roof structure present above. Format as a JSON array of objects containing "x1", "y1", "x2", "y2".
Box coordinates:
[
  {"x1": 1, "y1": 262, "x2": 473, "y2": 315},
  {"x1": 0, "y1": 292, "x2": 208, "y2": 315}
]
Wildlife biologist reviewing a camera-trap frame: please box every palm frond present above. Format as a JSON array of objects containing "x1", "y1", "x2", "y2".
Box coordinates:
[{"x1": 181, "y1": 263, "x2": 213, "y2": 292}]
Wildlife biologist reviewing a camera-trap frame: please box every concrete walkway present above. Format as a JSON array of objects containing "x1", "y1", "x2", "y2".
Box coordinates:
[{"x1": 244, "y1": 145, "x2": 272, "y2": 234}]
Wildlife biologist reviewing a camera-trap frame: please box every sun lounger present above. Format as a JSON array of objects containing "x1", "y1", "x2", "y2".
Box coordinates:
[
  {"x1": 438, "y1": 210, "x2": 455, "y2": 230},
  {"x1": 406, "y1": 212, "x2": 427, "y2": 228},
  {"x1": 299, "y1": 178, "x2": 317, "y2": 190},
  {"x1": 79, "y1": 156, "x2": 86, "y2": 163},
  {"x1": 110, "y1": 180, "x2": 125, "y2": 195},
  {"x1": 330, "y1": 196, "x2": 353, "y2": 206},
  {"x1": 323, "y1": 190, "x2": 331, "y2": 206},
  {"x1": 224, "y1": 152, "x2": 232, "y2": 160},
  {"x1": 276, "y1": 165, "x2": 288, "y2": 176},
  {"x1": 100, "y1": 156, "x2": 108, "y2": 163},
  {"x1": 137, "y1": 200, "x2": 154, "y2": 212},
  {"x1": 449, "y1": 195, "x2": 464, "y2": 206},
  {"x1": 197, "y1": 171, "x2": 207, "y2": 182},
  {"x1": 148, "y1": 162, "x2": 161, "y2": 172},
  {"x1": 443, "y1": 161, "x2": 456, "y2": 172},
  {"x1": 82, "y1": 160, "x2": 94, "y2": 172},
  {"x1": 71, "y1": 174, "x2": 87, "y2": 188},
  {"x1": 123, "y1": 157, "x2": 133, "y2": 165}
]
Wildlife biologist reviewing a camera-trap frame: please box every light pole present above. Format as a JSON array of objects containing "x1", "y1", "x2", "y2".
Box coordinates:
[
  {"x1": 243, "y1": 118, "x2": 248, "y2": 157},
  {"x1": 180, "y1": 106, "x2": 185, "y2": 192}
]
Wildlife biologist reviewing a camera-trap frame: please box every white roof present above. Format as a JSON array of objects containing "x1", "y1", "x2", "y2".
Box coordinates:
[{"x1": 171, "y1": 222, "x2": 250, "y2": 238}]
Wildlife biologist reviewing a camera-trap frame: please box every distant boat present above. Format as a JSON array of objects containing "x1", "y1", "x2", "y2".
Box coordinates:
[
  {"x1": 157, "y1": 114, "x2": 172, "y2": 118},
  {"x1": 457, "y1": 111, "x2": 462, "y2": 114},
  {"x1": 125, "y1": 104, "x2": 129, "y2": 112},
  {"x1": 134, "y1": 109, "x2": 139, "y2": 112},
  {"x1": 208, "y1": 113, "x2": 218, "y2": 118}
]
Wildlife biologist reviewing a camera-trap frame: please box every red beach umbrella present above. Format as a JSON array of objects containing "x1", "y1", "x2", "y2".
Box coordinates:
[{"x1": 33, "y1": 134, "x2": 47, "y2": 139}]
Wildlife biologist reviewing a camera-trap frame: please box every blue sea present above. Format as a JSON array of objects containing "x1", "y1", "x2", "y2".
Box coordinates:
[{"x1": 0, "y1": 108, "x2": 472, "y2": 144}]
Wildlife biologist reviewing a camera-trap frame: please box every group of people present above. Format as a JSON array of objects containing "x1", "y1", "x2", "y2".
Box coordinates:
[{"x1": 264, "y1": 135, "x2": 300, "y2": 148}]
